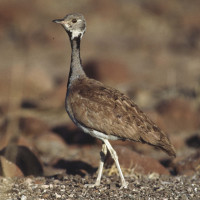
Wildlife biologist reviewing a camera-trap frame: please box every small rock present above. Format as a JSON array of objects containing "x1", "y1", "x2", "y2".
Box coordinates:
[
  {"x1": 0, "y1": 156, "x2": 24, "y2": 177},
  {"x1": 33, "y1": 132, "x2": 68, "y2": 162},
  {"x1": 41, "y1": 185, "x2": 49, "y2": 189},
  {"x1": 55, "y1": 193, "x2": 61, "y2": 198},
  {"x1": 109, "y1": 182, "x2": 116, "y2": 190},
  {"x1": 174, "y1": 150, "x2": 200, "y2": 175},
  {"x1": 156, "y1": 98, "x2": 199, "y2": 133},
  {"x1": 69, "y1": 193, "x2": 74, "y2": 198},
  {"x1": 0, "y1": 145, "x2": 43, "y2": 176},
  {"x1": 21, "y1": 195, "x2": 27, "y2": 200}
]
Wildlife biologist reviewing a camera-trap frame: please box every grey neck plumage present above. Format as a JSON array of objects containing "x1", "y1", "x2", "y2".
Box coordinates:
[{"x1": 67, "y1": 36, "x2": 86, "y2": 87}]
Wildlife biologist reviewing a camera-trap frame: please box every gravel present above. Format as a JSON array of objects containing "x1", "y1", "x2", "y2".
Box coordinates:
[{"x1": 0, "y1": 173, "x2": 200, "y2": 200}]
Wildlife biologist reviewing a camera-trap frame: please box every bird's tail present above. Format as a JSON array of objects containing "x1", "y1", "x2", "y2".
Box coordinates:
[
  {"x1": 140, "y1": 129, "x2": 176, "y2": 157},
  {"x1": 158, "y1": 141, "x2": 176, "y2": 157}
]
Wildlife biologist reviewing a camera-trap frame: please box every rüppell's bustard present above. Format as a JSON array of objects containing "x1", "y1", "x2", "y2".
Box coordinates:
[{"x1": 52, "y1": 13, "x2": 176, "y2": 189}]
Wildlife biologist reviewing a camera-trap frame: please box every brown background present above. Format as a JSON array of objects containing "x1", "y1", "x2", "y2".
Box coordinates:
[{"x1": 0, "y1": 0, "x2": 200, "y2": 180}]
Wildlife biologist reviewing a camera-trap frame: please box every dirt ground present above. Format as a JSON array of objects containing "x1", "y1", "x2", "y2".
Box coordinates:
[
  {"x1": 0, "y1": 0, "x2": 200, "y2": 199},
  {"x1": 1, "y1": 173, "x2": 200, "y2": 200}
]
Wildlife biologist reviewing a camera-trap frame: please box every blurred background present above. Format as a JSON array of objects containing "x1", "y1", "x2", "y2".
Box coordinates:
[{"x1": 0, "y1": 0, "x2": 200, "y2": 177}]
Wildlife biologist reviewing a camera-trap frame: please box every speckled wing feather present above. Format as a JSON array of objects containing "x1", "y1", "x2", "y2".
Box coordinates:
[{"x1": 67, "y1": 78, "x2": 176, "y2": 157}]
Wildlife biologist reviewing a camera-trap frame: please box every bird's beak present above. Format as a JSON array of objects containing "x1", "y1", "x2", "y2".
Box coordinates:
[{"x1": 52, "y1": 19, "x2": 64, "y2": 24}]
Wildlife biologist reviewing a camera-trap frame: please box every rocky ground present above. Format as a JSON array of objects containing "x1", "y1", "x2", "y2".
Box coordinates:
[
  {"x1": 0, "y1": 0, "x2": 200, "y2": 199},
  {"x1": 1, "y1": 173, "x2": 200, "y2": 200}
]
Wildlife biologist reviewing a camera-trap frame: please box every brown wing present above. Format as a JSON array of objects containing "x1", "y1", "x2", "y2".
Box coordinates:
[{"x1": 68, "y1": 78, "x2": 176, "y2": 157}]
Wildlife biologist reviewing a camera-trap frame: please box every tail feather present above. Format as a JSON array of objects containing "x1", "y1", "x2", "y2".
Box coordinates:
[
  {"x1": 158, "y1": 142, "x2": 176, "y2": 157},
  {"x1": 140, "y1": 129, "x2": 176, "y2": 157}
]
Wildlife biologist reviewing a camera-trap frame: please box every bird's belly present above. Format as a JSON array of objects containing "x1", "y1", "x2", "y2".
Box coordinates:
[
  {"x1": 65, "y1": 94, "x2": 119, "y2": 141},
  {"x1": 79, "y1": 125, "x2": 119, "y2": 141}
]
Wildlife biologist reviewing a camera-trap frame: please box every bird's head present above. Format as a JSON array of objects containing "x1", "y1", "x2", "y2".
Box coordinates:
[{"x1": 53, "y1": 13, "x2": 86, "y2": 40}]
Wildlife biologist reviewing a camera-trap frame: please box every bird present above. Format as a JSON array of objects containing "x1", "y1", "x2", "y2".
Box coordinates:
[{"x1": 52, "y1": 13, "x2": 176, "y2": 189}]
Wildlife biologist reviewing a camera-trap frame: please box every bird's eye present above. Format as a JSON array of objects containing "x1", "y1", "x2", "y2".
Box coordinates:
[{"x1": 72, "y1": 19, "x2": 77, "y2": 23}]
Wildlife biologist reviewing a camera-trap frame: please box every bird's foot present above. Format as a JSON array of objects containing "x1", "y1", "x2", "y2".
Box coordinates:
[
  {"x1": 84, "y1": 182, "x2": 100, "y2": 188},
  {"x1": 120, "y1": 181, "x2": 128, "y2": 189},
  {"x1": 84, "y1": 180, "x2": 128, "y2": 189}
]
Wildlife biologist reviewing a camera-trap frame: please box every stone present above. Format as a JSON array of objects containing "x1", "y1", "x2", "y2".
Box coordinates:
[
  {"x1": 156, "y1": 98, "x2": 199, "y2": 133},
  {"x1": 0, "y1": 156, "x2": 24, "y2": 177},
  {"x1": 0, "y1": 145, "x2": 43, "y2": 176},
  {"x1": 174, "y1": 150, "x2": 200, "y2": 175},
  {"x1": 33, "y1": 132, "x2": 69, "y2": 163}
]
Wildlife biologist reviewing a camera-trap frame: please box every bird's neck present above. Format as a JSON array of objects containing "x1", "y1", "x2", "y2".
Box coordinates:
[{"x1": 68, "y1": 37, "x2": 86, "y2": 87}]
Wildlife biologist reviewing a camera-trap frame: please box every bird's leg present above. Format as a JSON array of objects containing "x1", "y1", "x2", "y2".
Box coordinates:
[
  {"x1": 103, "y1": 139, "x2": 128, "y2": 189},
  {"x1": 85, "y1": 143, "x2": 107, "y2": 188},
  {"x1": 94, "y1": 143, "x2": 107, "y2": 186}
]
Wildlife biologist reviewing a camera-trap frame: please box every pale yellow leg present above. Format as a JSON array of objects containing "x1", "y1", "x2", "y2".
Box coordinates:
[
  {"x1": 85, "y1": 143, "x2": 107, "y2": 188},
  {"x1": 103, "y1": 139, "x2": 128, "y2": 189},
  {"x1": 94, "y1": 143, "x2": 107, "y2": 186}
]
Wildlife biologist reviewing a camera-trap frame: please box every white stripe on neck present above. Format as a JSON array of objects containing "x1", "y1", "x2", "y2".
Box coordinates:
[{"x1": 71, "y1": 30, "x2": 83, "y2": 40}]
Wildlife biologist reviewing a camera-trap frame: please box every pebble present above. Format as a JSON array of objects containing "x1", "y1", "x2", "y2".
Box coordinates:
[
  {"x1": 49, "y1": 184, "x2": 53, "y2": 189},
  {"x1": 69, "y1": 193, "x2": 74, "y2": 198},
  {"x1": 0, "y1": 174, "x2": 200, "y2": 199},
  {"x1": 55, "y1": 193, "x2": 61, "y2": 198},
  {"x1": 41, "y1": 184, "x2": 49, "y2": 189},
  {"x1": 21, "y1": 195, "x2": 27, "y2": 200}
]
